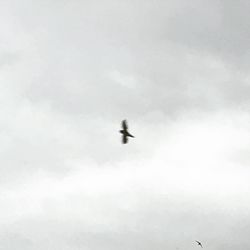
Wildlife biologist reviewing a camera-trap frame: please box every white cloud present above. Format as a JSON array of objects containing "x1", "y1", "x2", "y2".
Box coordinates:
[
  {"x1": 0, "y1": 111, "x2": 249, "y2": 249},
  {"x1": 108, "y1": 70, "x2": 138, "y2": 89}
]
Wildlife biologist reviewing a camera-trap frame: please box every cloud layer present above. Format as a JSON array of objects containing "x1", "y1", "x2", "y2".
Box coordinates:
[{"x1": 0, "y1": 0, "x2": 250, "y2": 249}]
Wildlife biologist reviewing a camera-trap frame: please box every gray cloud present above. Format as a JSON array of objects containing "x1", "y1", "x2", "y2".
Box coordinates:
[
  {"x1": 10, "y1": 0, "x2": 248, "y2": 118},
  {"x1": 167, "y1": 0, "x2": 250, "y2": 65},
  {"x1": 0, "y1": 1, "x2": 250, "y2": 249}
]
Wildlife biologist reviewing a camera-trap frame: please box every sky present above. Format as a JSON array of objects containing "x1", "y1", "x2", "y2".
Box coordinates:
[{"x1": 0, "y1": 0, "x2": 250, "y2": 249}]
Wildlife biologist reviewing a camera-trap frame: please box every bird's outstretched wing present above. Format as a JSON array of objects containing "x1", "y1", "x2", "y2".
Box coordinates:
[
  {"x1": 196, "y1": 241, "x2": 202, "y2": 248},
  {"x1": 122, "y1": 135, "x2": 128, "y2": 144},
  {"x1": 122, "y1": 120, "x2": 128, "y2": 130}
]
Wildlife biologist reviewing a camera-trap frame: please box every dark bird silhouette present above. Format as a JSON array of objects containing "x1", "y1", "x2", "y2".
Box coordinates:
[
  {"x1": 196, "y1": 241, "x2": 203, "y2": 248},
  {"x1": 120, "y1": 120, "x2": 134, "y2": 144}
]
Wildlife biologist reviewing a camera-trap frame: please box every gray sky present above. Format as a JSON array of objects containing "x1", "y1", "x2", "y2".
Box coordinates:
[{"x1": 0, "y1": 0, "x2": 250, "y2": 249}]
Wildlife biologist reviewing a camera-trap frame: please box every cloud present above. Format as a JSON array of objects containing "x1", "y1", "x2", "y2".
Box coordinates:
[
  {"x1": 0, "y1": 1, "x2": 250, "y2": 249},
  {"x1": 0, "y1": 0, "x2": 248, "y2": 120},
  {"x1": 0, "y1": 111, "x2": 249, "y2": 249},
  {"x1": 166, "y1": 0, "x2": 250, "y2": 67}
]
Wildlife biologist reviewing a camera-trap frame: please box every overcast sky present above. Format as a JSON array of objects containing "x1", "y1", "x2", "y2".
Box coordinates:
[{"x1": 0, "y1": 0, "x2": 250, "y2": 249}]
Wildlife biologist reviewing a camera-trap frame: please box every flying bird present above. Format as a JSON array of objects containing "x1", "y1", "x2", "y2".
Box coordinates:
[
  {"x1": 196, "y1": 241, "x2": 203, "y2": 248},
  {"x1": 120, "y1": 120, "x2": 134, "y2": 144}
]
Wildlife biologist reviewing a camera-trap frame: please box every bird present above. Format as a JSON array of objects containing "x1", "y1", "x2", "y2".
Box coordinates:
[
  {"x1": 196, "y1": 241, "x2": 203, "y2": 248},
  {"x1": 120, "y1": 120, "x2": 134, "y2": 144}
]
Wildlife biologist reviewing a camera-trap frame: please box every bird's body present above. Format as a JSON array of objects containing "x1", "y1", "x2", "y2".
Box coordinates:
[
  {"x1": 120, "y1": 120, "x2": 134, "y2": 144},
  {"x1": 196, "y1": 241, "x2": 203, "y2": 248}
]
